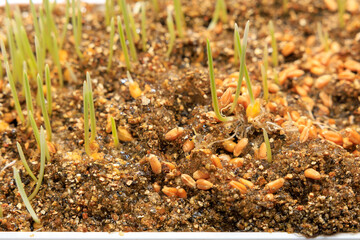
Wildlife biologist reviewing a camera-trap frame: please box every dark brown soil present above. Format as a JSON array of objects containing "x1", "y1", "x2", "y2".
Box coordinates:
[{"x1": 0, "y1": 0, "x2": 360, "y2": 237}]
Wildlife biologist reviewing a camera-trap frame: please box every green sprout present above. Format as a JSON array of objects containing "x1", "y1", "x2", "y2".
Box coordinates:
[
  {"x1": 50, "y1": 33, "x2": 64, "y2": 86},
  {"x1": 206, "y1": 39, "x2": 231, "y2": 122},
  {"x1": 44, "y1": 0, "x2": 59, "y2": 40},
  {"x1": 261, "y1": 65, "x2": 269, "y2": 102},
  {"x1": 37, "y1": 74, "x2": 52, "y2": 141},
  {"x1": 269, "y1": 20, "x2": 278, "y2": 68},
  {"x1": 337, "y1": 0, "x2": 345, "y2": 28},
  {"x1": 263, "y1": 44, "x2": 268, "y2": 74},
  {"x1": 111, "y1": 116, "x2": 120, "y2": 147},
  {"x1": 173, "y1": 0, "x2": 186, "y2": 39},
  {"x1": 30, "y1": 0, "x2": 42, "y2": 47},
  {"x1": 117, "y1": 15, "x2": 131, "y2": 70},
  {"x1": 35, "y1": 36, "x2": 45, "y2": 79},
  {"x1": 45, "y1": 65, "x2": 53, "y2": 116},
  {"x1": 230, "y1": 21, "x2": 252, "y2": 114},
  {"x1": 208, "y1": 0, "x2": 228, "y2": 30},
  {"x1": 17, "y1": 142, "x2": 38, "y2": 182},
  {"x1": 262, "y1": 128, "x2": 272, "y2": 163},
  {"x1": 141, "y1": 3, "x2": 147, "y2": 52},
  {"x1": 23, "y1": 72, "x2": 35, "y2": 115},
  {"x1": 0, "y1": 202, "x2": 2, "y2": 218},
  {"x1": 5, "y1": 0, "x2": 11, "y2": 19},
  {"x1": 13, "y1": 167, "x2": 40, "y2": 224},
  {"x1": 120, "y1": 0, "x2": 138, "y2": 62},
  {"x1": 28, "y1": 127, "x2": 46, "y2": 201},
  {"x1": 71, "y1": 0, "x2": 83, "y2": 58},
  {"x1": 166, "y1": 9, "x2": 176, "y2": 58},
  {"x1": 87, "y1": 73, "x2": 97, "y2": 142},
  {"x1": 60, "y1": 0, "x2": 71, "y2": 49},
  {"x1": 317, "y1": 22, "x2": 329, "y2": 52},
  {"x1": 233, "y1": 27, "x2": 239, "y2": 66},
  {"x1": 83, "y1": 81, "x2": 90, "y2": 155},
  {"x1": 107, "y1": 17, "x2": 116, "y2": 71},
  {"x1": 105, "y1": 0, "x2": 114, "y2": 26},
  {"x1": 127, "y1": 4, "x2": 140, "y2": 43},
  {"x1": 1, "y1": 40, "x2": 25, "y2": 123},
  {"x1": 152, "y1": 0, "x2": 159, "y2": 13},
  {"x1": 5, "y1": 19, "x2": 21, "y2": 83}
]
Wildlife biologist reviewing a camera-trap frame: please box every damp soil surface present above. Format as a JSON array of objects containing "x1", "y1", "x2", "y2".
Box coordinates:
[{"x1": 1, "y1": 0, "x2": 360, "y2": 237}]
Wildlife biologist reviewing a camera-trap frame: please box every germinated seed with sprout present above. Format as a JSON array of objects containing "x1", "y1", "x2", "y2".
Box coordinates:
[
  {"x1": 13, "y1": 167, "x2": 40, "y2": 223},
  {"x1": 117, "y1": 15, "x2": 131, "y2": 70}
]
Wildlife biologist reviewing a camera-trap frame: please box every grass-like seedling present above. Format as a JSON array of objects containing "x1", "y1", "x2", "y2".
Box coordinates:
[
  {"x1": 127, "y1": 4, "x2": 140, "y2": 43},
  {"x1": 337, "y1": 0, "x2": 345, "y2": 28},
  {"x1": 44, "y1": 0, "x2": 58, "y2": 40},
  {"x1": 83, "y1": 81, "x2": 90, "y2": 155},
  {"x1": 87, "y1": 73, "x2": 97, "y2": 142},
  {"x1": 1, "y1": 40, "x2": 25, "y2": 123},
  {"x1": 60, "y1": 0, "x2": 70, "y2": 49},
  {"x1": 107, "y1": 17, "x2": 116, "y2": 71},
  {"x1": 120, "y1": 0, "x2": 138, "y2": 62},
  {"x1": 268, "y1": 20, "x2": 278, "y2": 68},
  {"x1": 50, "y1": 33, "x2": 64, "y2": 87},
  {"x1": 17, "y1": 142, "x2": 38, "y2": 182},
  {"x1": 173, "y1": 0, "x2": 185, "y2": 39},
  {"x1": 105, "y1": 0, "x2": 114, "y2": 26},
  {"x1": 152, "y1": 0, "x2": 159, "y2": 13},
  {"x1": 110, "y1": 116, "x2": 120, "y2": 147},
  {"x1": 5, "y1": 19, "x2": 21, "y2": 83},
  {"x1": 262, "y1": 128, "x2": 272, "y2": 163},
  {"x1": 230, "y1": 21, "x2": 251, "y2": 114},
  {"x1": 117, "y1": 15, "x2": 131, "y2": 70},
  {"x1": 166, "y1": 9, "x2": 176, "y2": 58},
  {"x1": 141, "y1": 3, "x2": 147, "y2": 52},
  {"x1": 206, "y1": 39, "x2": 231, "y2": 122},
  {"x1": 45, "y1": 65, "x2": 53, "y2": 116},
  {"x1": 37, "y1": 74, "x2": 52, "y2": 141},
  {"x1": 13, "y1": 167, "x2": 40, "y2": 223},
  {"x1": 261, "y1": 64, "x2": 269, "y2": 102},
  {"x1": 28, "y1": 127, "x2": 46, "y2": 201},
  {"x1": 23, "y1": 72, "x2": 35, "y2": 116},
  {"x1": 71, "y1": 0, "x2": 83, "y2": 58},
  {"x1": 0, "y1": 202, "x2": 2, "y2": 218},
  {"x1": 317, "y1": 22, "x2": 329, "y2": 52},
  {"x1": 35, "y1": 36, "x2": 45, "y2": 79},
  {"x1": 30, "y1": 0, "x2": 41, "y2": 47},
  {"x1": 208, "y1": 0, "x2": 228, "y2": 30},
  {"x1": 5, "y1": 0, "x2": 11, "y2": 19}
]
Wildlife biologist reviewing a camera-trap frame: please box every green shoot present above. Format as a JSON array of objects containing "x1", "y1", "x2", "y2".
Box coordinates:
[
  {"x1": 45, "y1": 65, "x2": 53, "y2": 116},
  {"x1": 28, "y1": 110, "x2": 51, "y2": 162},
  {"x1": 23, "y1": 72, "x2": 35, "y2": 116},
  {"x1": 206, "y1": 39, "x2": 231, "y2": 122},
  {"x1": 317, "y1": 22, "x2": 329, "y2": 52},
  {"x1": 233, "y1": 27, "x2": 239, "y2": 65},
  {"x1": 141, "y1": 3, "x2": 147, "y2": 51},
  {"x1": 28, "y1": 127, "x2": 46, "y2": 201},
  {"x1": 152, "y1": 0, "x2": 159, "y2": 13},
  {"x1": 37, "y1": 75, "x2": 52, "y2": 141},
  {"x1": 261, "y1": 64, "x2": 269, "y2": 102},
  {"x1": 120, "y1": 0, "x2": 138, "y2": 62},
  {"x1": 263, "y1": 44, "x2": 268, "y2": 74},
  {"x1": 269, "y1": 20, "x2": 278, "y2": 68},
  {"x1": 337, "y1": 0, "x2": 345, "y2": 28},
  {"x1": 17, "y1": 142, "x2": 38, "y2": 182},
  {"x1": 0, "y1": 59, "x2": 2, "y2": 80},
  {"x1": 50, "y1": 33, "x2": 64, "y2": 87},
  {"x1": 4, "y1": 19, "x2": 18, "y2": 81},
  {"x1": 1, "y1": 40, "x2": 25, "y2": 123},
  {"x1": 35, "y1": 36, "x2": 45, "y2": 78},
  {"x1": 127, "y1": 4, "x2": 140, "y2": 43},
  {"x1": 5, "y1": 0, "x2": 11, "y2": 19},
  {"x1": 174, "y1": 0, "x2": 185, "y2": 39},
  {"x1": 262, "y1": 128, "x2": 272, "y2": 163},
  {"x1": 208, "y1": 0, "x2": 228, "y2": 30},
  {"x1": 13, "y1": 167, "x2": 40, "y2": 223},
  {"x1": 0, "y1": 202, "x2": 2, "y2": 218},
  {"x1": 166, "y1": 9, "x2": 176, "y2": 58},
  {"x1": 110, "y1": 116, "x2": 119, "y2": 147},
  {"x1": 105, "y1": 0, "x2": 114, "y2": 26},
  {"x1": 71, "y1": 0, "x2": 83, "y2": 58},
  {"x1": 230, "y1": 21, "x2": 251, "y2": 113},
  {"x1": 83, "y1": 81, "x2": 90, "y2": 155},
  {"x1": 44, "y1": 0, "x2": 59, "y2": 41},
  {"x1": 117, "y1": 16, "x2": 131, "y2": 70},
  {"x1": 107, "y1": 17, "x2": 116, "y2": 71},
  {"x1": 87, "y1": 73, "x2": 97, "y2": 142},
  {"x1": 30, "y1": 0, "x2": 42, "y2": 45},
  {"x1": 60, "y1": 0, "x2": 71, "y2": 49}
]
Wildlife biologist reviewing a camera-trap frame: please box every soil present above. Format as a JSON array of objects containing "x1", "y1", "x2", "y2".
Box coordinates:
[{"x1": 0, "y1": 0, "x2": 360, "y2": 237}]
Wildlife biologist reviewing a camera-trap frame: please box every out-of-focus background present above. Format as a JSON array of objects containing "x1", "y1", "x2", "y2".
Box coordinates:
[{"x1": 0, "y1": 0, "x2": 103, "y2": 5}]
